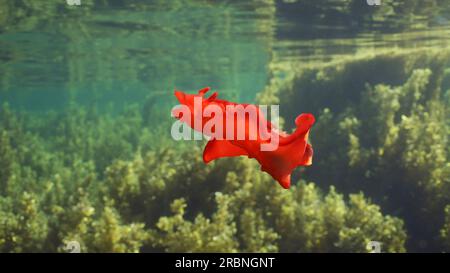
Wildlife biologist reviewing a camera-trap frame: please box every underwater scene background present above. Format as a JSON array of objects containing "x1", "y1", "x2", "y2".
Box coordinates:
[{"x1": 0, "y1": 0, "x2": 449, "y2": 252}]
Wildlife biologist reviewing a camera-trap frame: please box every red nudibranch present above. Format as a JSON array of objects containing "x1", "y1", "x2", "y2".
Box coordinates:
[{"x1": 172, "y1": 87, "x2": 315, "y2": 189}]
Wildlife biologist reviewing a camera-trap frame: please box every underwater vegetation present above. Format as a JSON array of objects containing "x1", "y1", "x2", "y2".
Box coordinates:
[
  {"x1": 0, "y1": 47, "x2": 448, "y2": 252},
  {"x1": 0, "y1": 107, "x2": 407, "y2": 252},
  {"x1": 259, "y1": 47, "x2": 450, "y2": 251}
]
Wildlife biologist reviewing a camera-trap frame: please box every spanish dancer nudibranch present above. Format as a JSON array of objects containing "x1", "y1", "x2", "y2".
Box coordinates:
[{"x1": 172, "y1": 87, "x2": 315, "y2": 189}]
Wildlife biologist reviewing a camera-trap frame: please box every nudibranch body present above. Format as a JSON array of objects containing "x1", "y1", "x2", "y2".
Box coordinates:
[{"x1": 172, "y1": 87, "x2": 314, "y2": 189}]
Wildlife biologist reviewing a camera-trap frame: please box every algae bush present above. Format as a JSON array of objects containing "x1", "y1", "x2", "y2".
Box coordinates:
[
  {"x1": 0, "y1": 101, "x2": 408, "y2": 252},
  {"x1": 0, "y1": 0, "x2": 449, "y2": 252},
  {"x1": 259, "y1": 48, "x2": 450, "y2": 252}
]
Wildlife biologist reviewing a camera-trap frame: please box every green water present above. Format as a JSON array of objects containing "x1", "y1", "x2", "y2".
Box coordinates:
[
  {"x1": 0, "y1": 0, "x2": 449, "y2": 253},
  {"x1": 0, "y1": 1, "x2": 273, "y2": 112}
]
